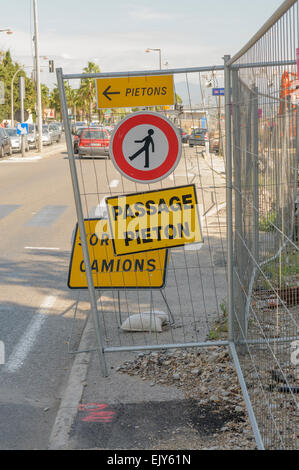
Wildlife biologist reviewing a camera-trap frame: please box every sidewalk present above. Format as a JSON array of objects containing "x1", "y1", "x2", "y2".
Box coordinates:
[
  {"x1": 202, "y1": 150, "x2": 226, "y2": 179},
  {"x1": 48, "y1": 151, "x2": 256, "y2": 451},
  {"x1": 2, "y1": 142, "x2": 66, "y2": 162},
  {"x1": 49, "y1": 316, "x2": 256, "y2": 450}
]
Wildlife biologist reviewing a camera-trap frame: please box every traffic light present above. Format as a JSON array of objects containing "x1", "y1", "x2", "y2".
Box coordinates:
[
  {"x1": 175, "y1": 103, "x2": 183, "y2": 113},
  {"x1": 49, "y1": 60, "x2": 54, "y2": 73}
]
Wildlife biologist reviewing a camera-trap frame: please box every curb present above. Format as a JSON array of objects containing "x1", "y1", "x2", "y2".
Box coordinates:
[
  {"x1": 48, "y1": 316, "x2": 94, "y2": 450},
  {"x1": 27, "y1": 143, "x2": 66, "y2": 159}
]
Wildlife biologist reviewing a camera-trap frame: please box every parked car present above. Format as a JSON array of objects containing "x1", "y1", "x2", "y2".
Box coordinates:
[
  {"x1": 177, "y1": 127, "x2": 189, "y2": 144},
  {"x1": 209, "y1": 134, "x2": 220, "y2": 154},
  {"x1": 71, "y1": 121, "x2": 88, "y2": 135},
  {"x1": 39, "y1": 125, "x2": 53, "y2": 146},
  {"x1": 0, "y1": 127, "x2": 12, "y2": 157},
  {"x1": 189, "y1": 128, "x2": 208, "y2": 147},
  {"x1": 78, "y1": 128, "x2": 110, "y2": 158},
  {"x1": 54, "y1": 122, "x2": 63, "y2": 133},
  {"x1": 27, "y1": 124, "x2": 38, "y2": 149},
  {"x1": 48, "y1": 123, "x2": 61, "y2": 142},
  {"x1": 6, "y1": 128, "x2": 29, "y2": 153},
  {"x1": 73, "y1": 126, "x2": 88, "y2": 154}
]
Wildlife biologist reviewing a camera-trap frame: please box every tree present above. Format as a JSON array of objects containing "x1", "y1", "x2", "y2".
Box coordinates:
[
  {"x1": 78, "y1": 61, "x2": 100, "y2": 122},
  {"x1": 0, "y1": 50, "x2": 35, "y2": 123},
  {"x1": 41, "y1": 84, "x2": 49, "y2": 121},
  {"x1": 49, "y1": 86, "x2": 61, "y2": 121}
]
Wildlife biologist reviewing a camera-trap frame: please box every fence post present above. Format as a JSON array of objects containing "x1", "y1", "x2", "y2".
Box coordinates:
[
  {"x1": 252, "y1": 86, "x2": 259, "y2": 266},
  {"x1": 231, "y1": 69, "x2": 247, "y2": 346},
  {"x1": 224, "y1": 55, "x2": 234, "y2": 343},
  {"x1": 56, "y1": 68, "x2": 108, "y2": 377}
]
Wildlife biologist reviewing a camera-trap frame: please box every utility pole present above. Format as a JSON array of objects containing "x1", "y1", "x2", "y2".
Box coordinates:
[{"x1": 33, "y1": 0, "x2": 43, "y2": 152}]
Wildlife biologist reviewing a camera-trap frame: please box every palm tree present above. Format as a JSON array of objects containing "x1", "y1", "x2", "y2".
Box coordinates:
[
  {"x1": 49, "y1": 86, "x2": 61, "y2": 121},
  {"x1": 78, "y1": 61, "x2": 100, "y2": 123},
  {"x1": 41, "y1": 84, "x2": 49, "y2": 122},
  {"x1": 65, "y1": 85, "x2": 80, "y2": 121}
]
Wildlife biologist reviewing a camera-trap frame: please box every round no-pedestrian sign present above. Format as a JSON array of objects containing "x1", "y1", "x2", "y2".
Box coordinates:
[{"x1": 109, "y1": 111, "x2": 182, "y2": 184}]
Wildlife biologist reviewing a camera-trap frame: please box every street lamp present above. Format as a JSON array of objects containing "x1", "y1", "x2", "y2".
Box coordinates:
[{"x1": 145, "y1": 48, "x2": 162, "y2": 70}]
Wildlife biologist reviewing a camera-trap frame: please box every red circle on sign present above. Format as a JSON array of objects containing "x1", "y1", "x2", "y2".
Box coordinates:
[{"x1": 109, "y1": 111, "x2": 181, "y2": 183}]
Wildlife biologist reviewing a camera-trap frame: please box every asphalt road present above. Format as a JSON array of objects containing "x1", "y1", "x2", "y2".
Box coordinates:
[
  {"x1": 0, "y1": 140, "x2": 89, "y2": 449},
  {"x1": 0, "y1": 137, "x2": 226, "y2": 449}
]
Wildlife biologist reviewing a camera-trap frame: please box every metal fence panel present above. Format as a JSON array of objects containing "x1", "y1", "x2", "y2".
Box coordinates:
[
  {"x1": 57, "y1": 67, "x2": 228, "y2": 360},
  {"x1": 230, "y1": 0, "x2": 299, "y2": 450},
  {"x1": 57, "y1": 1, "x2": 299, "y2": 449}
]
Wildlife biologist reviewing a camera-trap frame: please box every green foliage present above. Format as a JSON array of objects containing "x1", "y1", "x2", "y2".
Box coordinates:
[
  {"x1": 259, "y1": 210, "x2": 277, "y2": 232},
  {"x1": 78, "y1": 62, "x2": 100, "y2": 122},
  {"x1": 0, "y1": 49, "x2": 40, "y2": 123},
  {"x1": 207, "y1": 299, "x2": 228, "y2": 341},
  {"x1": 260, "y1": 250, "x2": 299, "y2": 289}
]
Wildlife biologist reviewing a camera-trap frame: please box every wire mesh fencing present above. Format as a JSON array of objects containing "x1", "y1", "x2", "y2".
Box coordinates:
[
  {"x1": 229, "y1": 0, "x2": 299, "y2": 450},
  {"x1": 57, "y1": 0, "x2": 299, "y2": 449},
  {"x1": 57, "y1": 67, "x2": 228, "y2": 358}
]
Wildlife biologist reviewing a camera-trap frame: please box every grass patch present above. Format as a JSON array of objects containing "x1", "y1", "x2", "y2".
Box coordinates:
[{"x1": 208, "y1": 299, "x2": 228, "y2": 341}]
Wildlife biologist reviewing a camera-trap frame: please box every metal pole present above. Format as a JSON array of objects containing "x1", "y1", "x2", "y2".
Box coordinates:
[
  {"x1": 11, "y1": 69, "x2": 20, "y2": 128},
  {"x1": 19, "y1": 76, "x2": 25, "y2": 158},
  {"x1": 231, "y1": 69, "x2": 246, "y2": 347},
  {"x1": 56, "y1": 67, "x2": 108, "y2": 377},
  {"x1": 252, "y1": 86, "x2": 259, "y2": 266},
  {"x1": 229, "y1": 342, "x2": 265, "y2": 450},
  {"x1": 33, "y1": 0, "x2": 43, "y2": 153},
  {"x1": 62, "y1": 65, "x2": 225, "y2": 80},
  {"x1": 224, "y1": 55, "x2": 234, "y2": 343}
]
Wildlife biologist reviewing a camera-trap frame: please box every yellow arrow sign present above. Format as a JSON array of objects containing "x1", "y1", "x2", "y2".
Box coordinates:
[{"x1": 96, "y1": 75, "x2": 174, "y2": 109}]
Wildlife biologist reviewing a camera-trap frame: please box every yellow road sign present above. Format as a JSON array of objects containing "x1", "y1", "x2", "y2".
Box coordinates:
[
  {"x1": 96, "y1": 75, "x2": 174, "y2": 109},
  {"x1": 106, "y1": 185, "x2": 203, "y2": 256},
  {"x1": 68, "y1": 219, "x2": 168, "y2": 289}
]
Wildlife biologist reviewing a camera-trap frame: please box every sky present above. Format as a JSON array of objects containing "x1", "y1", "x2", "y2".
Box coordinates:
[{"x1": 0, "y1": 0, "x2": 283, "y2": 92}]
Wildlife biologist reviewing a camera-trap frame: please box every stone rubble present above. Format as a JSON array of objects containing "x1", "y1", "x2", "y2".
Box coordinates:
[{"x1": 118, "y1": 346, "x2": 258, "y2": 450}]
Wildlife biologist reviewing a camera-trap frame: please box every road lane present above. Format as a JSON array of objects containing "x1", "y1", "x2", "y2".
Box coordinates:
[
  {"x1": 0, "y1": 145, "x2": 89, "y2": 449},
  {"x1": 0, "y1": 140, "x2": 227, "y2": 449}
]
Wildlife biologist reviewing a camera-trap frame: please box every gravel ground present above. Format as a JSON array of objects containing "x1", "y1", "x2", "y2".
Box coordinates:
[{"x1": 117, "y1": 347, "x2": 258, "y2": 450}]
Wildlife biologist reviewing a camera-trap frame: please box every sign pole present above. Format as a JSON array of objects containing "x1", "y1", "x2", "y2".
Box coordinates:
[
  {"x1": 19, "y1": 76, "x2": 25, "y2": 158},
  {"x1": 56, "y1": 67, "x2": 108, "y2": 377}
]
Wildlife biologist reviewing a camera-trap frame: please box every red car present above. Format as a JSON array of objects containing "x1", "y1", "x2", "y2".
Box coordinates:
[
  {"x1": 78, "y1": 128, "x2": 110, "y2": 158},
  {"x1": 73, "y1": 126, "x2": 88, "y2": 154}
]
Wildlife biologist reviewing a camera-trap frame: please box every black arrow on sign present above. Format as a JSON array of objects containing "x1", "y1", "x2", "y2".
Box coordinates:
[{"x1": 103, "y1": 85, "x2": 121, "y2": 101}]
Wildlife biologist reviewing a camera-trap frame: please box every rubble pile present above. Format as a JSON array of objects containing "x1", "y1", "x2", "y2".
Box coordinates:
[{"x1": 117, "y1": 347, "x2": 258, "y2": 449}]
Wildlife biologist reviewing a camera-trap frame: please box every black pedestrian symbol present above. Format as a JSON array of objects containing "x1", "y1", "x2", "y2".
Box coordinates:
[{"x1": 129, "y1": 129, "x2": 154, "y2": 168}]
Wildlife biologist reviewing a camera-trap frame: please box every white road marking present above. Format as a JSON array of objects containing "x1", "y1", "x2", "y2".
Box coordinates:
[
  {"x1": 4, "y1": 296, "x2": 56, "y2": 373},
  {"x1": 24, "y1": 246, "x2": 61, "y2": 251},
  {"x1": 0, "y1": 156, "x2": 42, "y2": 163},
  {"x1": 109, "y1": 179, "x2": 119, "y2": 188}
]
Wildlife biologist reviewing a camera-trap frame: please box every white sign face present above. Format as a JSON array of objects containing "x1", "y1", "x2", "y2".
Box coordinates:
[{"x1": 109, "y1": 111, "x2": 182, "y2": 184}]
